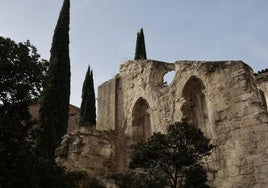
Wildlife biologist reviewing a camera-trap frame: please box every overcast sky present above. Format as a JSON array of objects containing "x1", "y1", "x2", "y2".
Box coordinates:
[{"x1": 1, "y1": 0, "x2": 267, "y2": 106}]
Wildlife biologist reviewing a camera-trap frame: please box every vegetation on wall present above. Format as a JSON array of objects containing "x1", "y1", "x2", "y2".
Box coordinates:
[
  {"x1": 79, "y1": 65, "x2": 96, "y2": 127},
  {"x1": 37, "y1": 0, "x2": 71, "y2": 158},
  {"x1": 134, "y1": 28, "x2": 147, "y2": 60},
  {"x1": 130, "y1": 121, "x2": 213, "y2": 188}
]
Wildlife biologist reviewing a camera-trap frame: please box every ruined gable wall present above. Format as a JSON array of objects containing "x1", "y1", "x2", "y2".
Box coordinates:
[
  {"x1": 58, "y1": 60, "x2": 268, "y2": 187},
  {"x1": 107, "y1": 60, "x2": 268, "y2": 187},
  {"x1": 117, "y1": 60, "x2": 175, "y2": 134}
]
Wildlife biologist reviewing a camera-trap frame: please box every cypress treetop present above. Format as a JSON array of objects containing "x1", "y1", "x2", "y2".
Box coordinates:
[
  {"x1": 79, "y1": 65, "x2": 96, "y2": 127},
  {"x1": 134, "y1": 28, "x2": 147, "y2": 60},
  {"x1": 37, "y1": 0, "x2": 71, "y2": 159}
]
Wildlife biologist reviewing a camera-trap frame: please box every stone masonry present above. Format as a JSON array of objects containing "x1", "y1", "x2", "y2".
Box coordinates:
[
  {"x1": 29, "y1": 102, "x2": 80, "y2": 133},
  {"x1": 57, "y1": 60, "x2": 268, "y2": 188},
  {"x1": 256, "y1": 70, "x2": 268, "y2": 108}
]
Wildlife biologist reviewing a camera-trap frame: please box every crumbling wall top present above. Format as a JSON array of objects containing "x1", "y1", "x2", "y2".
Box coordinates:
[{"x1": 255, "y1": 69, "x2": 268, "y2": 84}]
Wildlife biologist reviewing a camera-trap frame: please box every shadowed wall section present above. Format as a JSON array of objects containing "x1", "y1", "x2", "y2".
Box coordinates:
[
  {"x1": 132, "y1": 97, "x2": 151, "y2": 142},
  {"x1": 181, "y1": 76, "x2": 212, "y2": 138}
]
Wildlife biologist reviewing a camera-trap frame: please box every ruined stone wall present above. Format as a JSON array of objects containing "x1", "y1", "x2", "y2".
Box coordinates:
[
  {"x1": 97, "y1": 77, "x2": 118, "y2": 130},
  {"x1": 28, "y1": 102, "x2": 80, "y2": 133},
  {"x1": 58, "y1": 60, "x2": 268, "y2": 187},
  {"x1": 56, "y1": 127, "x2": 118, "y2": 178},
  {"x1": 97, "y1": 60, "x2": 268, "y2": 187},
  {"x1": 256, "y1": 70, "x2": 268, "y2": 109}
]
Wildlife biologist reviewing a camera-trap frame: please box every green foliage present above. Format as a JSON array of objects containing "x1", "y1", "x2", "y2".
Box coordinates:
[
  {"x1": 79, "y1": 65, "x2": 96, "y2": 126},
  {"x1": 134, "y1": 28, "x2": 147, "y2": 60},
  {"x1": 0, "y1": 119, "x2": 74, "y2": 188},
  {"x1": 0, "y1": 37, "x2": 36, "y2": 187},
  {"x1": 0, "y1": 117, "x2": 38, "y2": 187},
  {"x1": 134, "y1": 173, "x2": 166, "y2": 188},
  {"x1": 37, "y1": 0, "x2": 71, "y2": 158},
  {"x1": 130, "y1": 122, "x2": 213, "y2": 188},
  {"x1": 0, "y1": 36, "x2": 74, "y2": 188},
  {"x1": 109, "y1": 171, "x2": 167, "y2": 188},
  {"x1": 66, "y1": 172, "x2": 106, "y2": 188},
  {"x1": 0, "y1": 36, "x2": 47, "y2": 168},
  {"x1": 65, "y1": 170, "x2": 89, "y2": 187},
  {"x1": 183, "y1": 164, "x2": 209, "y2": 188},
  {"x1": 109, "y1": 172, "x2": 136, "y2": 188},
  {"x1": 0, "y1": 36, "x2": 47, "y2": 107},
  {"x1": 35, "y1": 159, "x2": 74, "y2": 188}
]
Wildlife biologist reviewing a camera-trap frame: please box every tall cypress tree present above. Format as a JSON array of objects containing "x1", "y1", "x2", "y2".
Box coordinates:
[
  {"x1": 37, "y1": 0, "x2": 70, "y2": 158},
  {"x1": 79, "y1": 66, "x2": 96, "y2": 127},
  {"x1": 134, "y1": 28, "x2": 147, "y2": 60}
]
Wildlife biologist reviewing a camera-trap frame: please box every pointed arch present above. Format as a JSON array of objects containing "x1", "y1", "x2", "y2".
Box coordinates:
[
  {"x1": 132, "y1": 98, "x2": 151, "y2": 141},
  {"x1": 181, "y1": 76, "x2": 212, "y2": 138}
]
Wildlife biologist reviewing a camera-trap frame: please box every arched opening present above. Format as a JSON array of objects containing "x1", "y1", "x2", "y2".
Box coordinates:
[
  {"x1": 181, "y1": 77, "x2": 212, "y2": 138},
  {"x1": 132, "y1": 98, "x2": 151, "y2": 142},
  {"x1": 149, "y1": 62, "x2": 175, "y2": 87},
  {"x1": 163, "y1": 70, "x2": 176, "y2": 86}
]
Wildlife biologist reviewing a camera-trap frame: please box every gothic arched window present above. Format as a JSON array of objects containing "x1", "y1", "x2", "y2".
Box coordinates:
[
  {"x1": 181, "y1": 76, "x2": 212, "y2": 138},
  {"x1": 132, "y1": 98, "x2": 151, "y2": 142}
]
